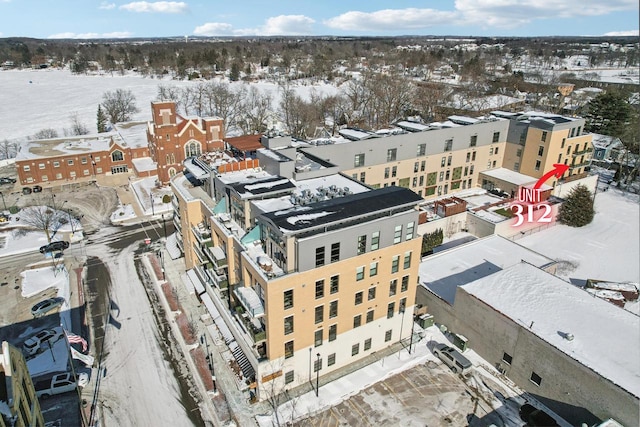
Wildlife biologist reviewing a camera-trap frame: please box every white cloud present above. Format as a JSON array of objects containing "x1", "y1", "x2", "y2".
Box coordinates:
[
  {"x1": 325, "y1": 8, "x2": 456, "y2": 32},
  {"x1": 99, "y1": 1, "x2": 116, "y2": 10},
  {"x1": 193, "y1": 22, "x2": 235, "y2": 36},
  {"x1": 194, "y1": 15, "x2": 315, "y2": 36},
  {"x1": 603, "y1": 30, "x2": 639, "y2": 36},
  {"x1": 325, "y1": 1, "x2": 639, "y2": 32},
  {"x1": 120, "y1": 1, "x2": 188, "y2": 13},
  {"x1": 48, "y1": 31, "x2": 133, "y2": 39}
]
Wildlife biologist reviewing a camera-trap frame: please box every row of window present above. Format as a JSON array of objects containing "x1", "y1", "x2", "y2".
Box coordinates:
[
  {"x1": 283, "y1": 329, "x2": 395, "y2": 365},
  {"x1": 501, "y1": 351, "x2": 542, "y2": 386},
  {"x1": 354, "y1": 132, "x2": 500, "y2": 168}
]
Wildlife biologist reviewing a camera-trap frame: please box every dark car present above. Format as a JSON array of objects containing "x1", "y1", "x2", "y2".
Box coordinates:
[
  {"x1": 31, "y1": 297, "x2": 65, "y2": 318},
  {"x1": 0, "y1": 177, "x2": 16, "y2": 185},
  {"x1": 32, "y1": 185, "x2": 43, "y2": 193},
  {"x1": 39, "y1": 241, "x2": 69, "y2": 254},
  {"x1": 22, "y1": 187, "x2": 32, "y2": 195}
]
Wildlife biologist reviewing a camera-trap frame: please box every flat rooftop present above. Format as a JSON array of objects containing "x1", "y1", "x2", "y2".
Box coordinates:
[
  {"x1": 419, "y1": 235, "x2": 554, "y2": 304},
  {"x1": 462, "y1": 262, "x2": 640, "y2": 398}
]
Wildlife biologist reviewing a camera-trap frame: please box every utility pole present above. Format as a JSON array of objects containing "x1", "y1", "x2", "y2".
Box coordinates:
[{"x1": 315, "y1": 353, "x2": 320, "y2": 397}]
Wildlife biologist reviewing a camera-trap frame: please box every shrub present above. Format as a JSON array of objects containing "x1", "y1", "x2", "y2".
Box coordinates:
[{"x1": 557, "y1": 184, "x2": 595, "y2": 227}]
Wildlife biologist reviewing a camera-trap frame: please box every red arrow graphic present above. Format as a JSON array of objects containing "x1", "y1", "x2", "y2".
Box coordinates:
[{"x1": 533, "y1": 164, "x2": 569, "y2": 189}]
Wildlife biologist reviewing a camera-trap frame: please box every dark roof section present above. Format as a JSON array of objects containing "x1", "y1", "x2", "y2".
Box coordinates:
[
  {"x1": 226, "y1": 134, "x2": 264, "y2": 152},
  {"x1": 230, "y1": 175, "x2": 296, "y2": 198},
  {"x1": 263, "y1": 186, "x2": 422, "y2": 234}
]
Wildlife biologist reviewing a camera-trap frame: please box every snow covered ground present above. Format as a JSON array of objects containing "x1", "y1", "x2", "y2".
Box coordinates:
[{"x1": 0, "y1": 68, "x2": 339, "y2": 141}]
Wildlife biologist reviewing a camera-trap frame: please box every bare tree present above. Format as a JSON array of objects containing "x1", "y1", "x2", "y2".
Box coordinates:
[
  {"x1": 238, "y1": 86, "x2": 273, "y2": 134},
  {"x1": 19, "y1": 203, "x2": 64, "y2": 243},
  {"x1": 203, "y1": 80, "x2": 245, "y2": 132},
  {"x1": 32, "y1": 128, "x2": 59, "y2": 139},
  {"x1": 66, "y1": 112, "x2": 90, "y2": 136},
  {"x1": 101, "y1": 89, "x2": 139, "y2": 124},
  {"x1": 0, "y1": 139, "x2": 18, "y2": 160}
]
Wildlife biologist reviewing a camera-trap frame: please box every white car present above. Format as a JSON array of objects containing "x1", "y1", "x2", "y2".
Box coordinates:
[{"x1": 22, "y1": 328, "x2": 63, "y2": 356}]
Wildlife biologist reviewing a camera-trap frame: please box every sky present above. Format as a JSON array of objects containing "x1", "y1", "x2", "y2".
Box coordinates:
[{"x1": 0, "y1": 0, "x2": 638, "y2": 39}]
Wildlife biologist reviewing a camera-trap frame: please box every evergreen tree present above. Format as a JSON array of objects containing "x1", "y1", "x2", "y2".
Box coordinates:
[
  {"x1": 97, "y1": 105, "x2": 107, "y2": 133},
  {"x1": 421, "y1": 228, "x2": 444, "y2": 256},
  {"x1": 229, "y1": 62, "x2": 240, "y2": 82},
  {"x1": 557, "y1": 184, "x2": 595, "y2": 227}
]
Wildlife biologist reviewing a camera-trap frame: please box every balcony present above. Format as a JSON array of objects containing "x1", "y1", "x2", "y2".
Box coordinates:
[
  {"x1": 572, "y1": 148, "x2": 593, "y2": 157},
  {"x1": 569, "y1": 161, "x2": 591, "y2": 169},
  {"x1": 234, "y1": 286, "x2": 265, "y2": 318},
  {"x1": 191, "y1": 223, "x2": 212, "y2": 245},
  {"x1": 205, "y1": 245, "x2": 228, "y2": 270}
]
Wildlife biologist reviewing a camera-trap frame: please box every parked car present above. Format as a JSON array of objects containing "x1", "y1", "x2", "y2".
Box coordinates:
[
  {"x1": 0, "y1": 177, "x2": 16, "y2": 184},
  {"x1": 32, "y1": 185, "x2": 43, "y2": 193},
  {"x1": 432, "y1": 343, "x2": 472, "y2": 374},
  {"x1": 22, "y1": 187, "x2": 32, "y2": 195},
  {"x1": 22, "y1": 328, "x2": 63, "y2": 356},
  {"x1": 34, "y1": 372, "x2": 88, "y2": 399},
  {"x1": 31, "y1": 297, "x2": 65, "y2": 318},
  {"x1": 39, "y1": 241, "x2": 69, "y2": 254}
]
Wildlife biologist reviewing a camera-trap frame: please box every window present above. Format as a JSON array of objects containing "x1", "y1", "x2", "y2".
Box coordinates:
[
  {"x1": 371, "y1": 231, "x2": 380, "y2": 251},
  {"x1": 354, "y1": 153, "x2": 365, "y2": 167},
  {"x1": 489, "y1": 147, "x2": 494, "y2": 156},
  {"x1": 364, "y1": 338, "x2": 372, "y2": 351},
  {"x1": 329, "y1": 324, "x2": 337, "y2": 341},
  {"x1": 83, "y1": 169, "x2": 90, "y2": 176},
  {"x1": 466, "y1": 152, "x2": 471, "y2": 163},
  {"x1": 329, "y1": 301, "x2": 338, "y2": 318},
  {"x1": 330, "y1": 243, "x2": 340, "y2": 263},
  {"x1": 359, "y1": 172, "x2": 365, "y2": 183},
  {"x1": 284, "y1": 316, "x2": 294, "y2": 335},
  {"x1": 357, "y1": 235, "x2": 367, "y2": 255},
  {"x1": 444, "y1": 139, "x2": 453, "y2": 151},
  {"x1": 366, "y1": 310, "x2": 374, "y2": 323},
  {"x1": 541, "y1": 131, "x2": 548, "y2": 142},
  {"x1": 315, "y1": 306, "x2": 324, "y2": 324},
  {"x1": 419, "y1": 176, "x2": 424, "y2": 186},
  {"x1": 530, "y1": 372, "x2": 542, "y2": 386},
  {"x1": 406, "y1": 222, "x2": 415, "y2": 240},
  {"x1": 403, "y1": 252, "x2": 412, "y2": 269},
  {"x1": 315, "y1": 280, "x2": 324, "y2": 299},
  {"x1": 387, "y1": 148, "x2": 397, "y2": 162},
  {"x1": 314, "y1": 329, "x2": 323, "y2": 347},
  {"x1": 56, "y1": 173, "x2": 62, "y2": 179},
  {"x1": 314, "y1": 357, "x2": 322, "y2": 372},
  {"x1": 492, "y1": 132, "x2": 500, "y2": 143},
  {"x1": 353, "y1": 315, "x2": 362, "y2": 328},
  {"x1": 385, "y1": 330, "x2": 392, "y2": 342},
  {"x1": 285, "y1": 340, "x2": 294, "y2": 358},
  {"x1": 356, "y1": 266, "x2": 365, "y2": 281},
  {"x1": 389, "y1": 279, "x2": 397, "y2": 296},
  {"x1": 421, "y1": 160, "x2": 426, "y2": 172},
  {"x1": 567, "y1": 146, "x2": 571, "y2": 155},
  {"x1": 535, "y1": 160, "x2": 541, "y2": 171},
  {"x1": 557, "y1": 154, "x2": 562, "y2": 163},
  {"x1": 538, "y1": 146, "x2": 544, "y2": 156},
  {"x1": 514, "y1": 162, "x2": 520, "y2": 172},
  {"x1": 38, "y1": 163, "x2": 45, "y2": 169},
  {"x1": 330, "y1": 275, "x2": 339, "y2": 294},
  {"x1": 495, "y1": 147, "x2": 499, "y2": 155},
  {"x1": 42, "y1": 175, "x2": 48, "y2": 181},
  {"x1": 68, "y1": 159, "x2": 74, "y2": 165},
  {"x1": 470, "y1": 135, "x2": 477, "y2": 147},
  {"x1": 284, "y1": 290, "x2": 293, "y2": 310},
  {"x1": 417, "y1": 144, "x2": 426, "y2": 156},
  {"x1": 53, "y1": 161, "x2": 60, "y2": 167},
  {"x1": 384, "y1": 167, "x2": 390, "y2": 179},
  {"x1": 387, "y1": 302, "x2": 395, "y2": 318},
  {"x1": 394, "y1": 225, "x2": 402, "y2": 244},
  {"x1": 352, "y1": 343, "x2": 360, "y2": 356},
  {"x1": 354, "y1": 291, "x2": 363, "y2": 305},
  {"x1": 369, "y1": 262, "x2": 378, "y2": 277},
  {"x1": 472, "y1": 151, "x2": 476, "y2": 161},
  {"x1": 561, "y1": 138, "x2": 566, "y2": 148},
  {"x1": 577, "y1": 126, "x2": 582, "y2": 135},
  {"x1": 328, "y1": 353, "x2": 336, "y2": 366},
  {"x1": 399, "y1": 297, "x2": 407, "y2": 313},
  {"x1": 23, "y1": 165, "x2": 30, "y2": 171},
  {"x1": 414, "y1": 162, "x2": 419, "y2": 173},
  {"x1": 315, "y1": 246, "x2": 325, "y2": 267},
  {"x1": 391, "y1": 166, "x2": 397, "y2": 178},
  {"x1": 81, "y1": 157, "x2": 88, "y2": 165},
  {"x1": 285, "y1": 370, "x2": 294, "y2": 384},
  {"x1": 391, "y1": 255, "x2": 400, "y2": 273},
  {"x1": 441, "y1": 157, "x2": 446, "y2": 167},
  {"x1": 111, "y1": 150, "x2": 124, "y2": 161},
  {"x1": 502, "y1": 352, "x2": 513, "y2": 365},
  {"x1": 464, "y1": 166, "x2": 469, "y2": 176},
  {"x1": 368, "y1": 287, "x2": 376, "y2": 300},
  {"x1": 447, "y1": 156, "x2": 452, "y2": 166},
  {"x1": 445, "y1": 170, "x2": 450, "y2": 180},
  {"x1": 439, "y1": 171, "x2": 444, "y2": 182},
  {"x1": 401, "y1": 276, "x2": 409, "y2": 292},
  {"x1": 570, "y1": 128, "x2": 575, "y2": 138}
]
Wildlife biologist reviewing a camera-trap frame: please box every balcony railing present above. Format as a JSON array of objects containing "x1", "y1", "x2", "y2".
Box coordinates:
[
  {"x1": 191, "y1": 224, "x2": 212, "y2": 245},
  {"x1": 572, "y1": 148, "x2": 593, "y2": 157},
  {"x1": 205, "y1": 245, "x2": 228, "y2": 270}
]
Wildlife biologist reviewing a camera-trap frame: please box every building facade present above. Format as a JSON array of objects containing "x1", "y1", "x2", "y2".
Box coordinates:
[{"x1": 0, "y1": 341, "x2": 44, "y2": 427}]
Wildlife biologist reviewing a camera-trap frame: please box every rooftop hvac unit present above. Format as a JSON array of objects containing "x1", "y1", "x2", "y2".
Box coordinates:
[{"x1": 329, "y1": 185, "x2": 338, "y2": 192}]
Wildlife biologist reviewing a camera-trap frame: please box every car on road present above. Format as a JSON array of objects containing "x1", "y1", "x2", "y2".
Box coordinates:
[
  {"x1": 39, "y1": 240, "x2": 69, "y2": 253},
  {"x1": 22, "y1": 187, "x2": 32, "y2": 195},
  {"x1": 34, "y1": 372, "x2": 88, "y2": 399},
  {"x1": 433, "y1": 343, "x2": 472, "y2": 374},
  {"x1": 31, "y1": 297, "x2": 65, "y2": 318},
  {"x1": 22, "y1": 328, "x2": 64, "y2": 356},
  {"x1": 32, "y1": 185, "x2": 43, "y2": 193}
]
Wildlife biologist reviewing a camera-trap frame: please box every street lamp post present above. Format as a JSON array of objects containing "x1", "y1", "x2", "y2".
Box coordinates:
[
  {"x1": 315, "y1": 353, "x2": 320, "y2": 397},
  {"x1": 398, "y1": 306, "x2": 406, "y2": 353},
  {"x1": 150, "y1": 194, "x2": 155, "y2": 216},
  {"x1": 201, "y1": 333, "x2": 217, "y2": 393},
  {"x1": 157, "y1": 250, "x2": 165, "y2": 280}
]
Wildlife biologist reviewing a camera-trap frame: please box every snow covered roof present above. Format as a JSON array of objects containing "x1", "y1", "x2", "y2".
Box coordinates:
[
  {"x1": 591, "y1": 133, "x2": 622, "y2": 150},
  {"x1": 131, "y1": 156, "x2": 157, "y2": 172},
  {"x1": 462, "y1": 262, "x2": 640, "y2": 398},
  {"x1": 419, "y1": 235, "x2": 554, "y2": 304},
  {"x1": 112, "y1": 121, "x2": 149, "y2": 149},
  {"x1": 480, "y1": 168, "x2": 538, "y2": 186}
]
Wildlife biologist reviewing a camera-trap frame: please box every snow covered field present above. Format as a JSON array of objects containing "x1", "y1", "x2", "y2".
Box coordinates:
[{"x1": 0, "y1": 68, "x2": 339, "y2": 141}]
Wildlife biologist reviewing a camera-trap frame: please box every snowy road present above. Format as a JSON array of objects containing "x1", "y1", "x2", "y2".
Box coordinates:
[{"x1": 84, "y1": 227, "x2": 203, "y2": 427}]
